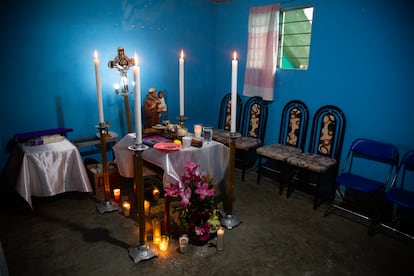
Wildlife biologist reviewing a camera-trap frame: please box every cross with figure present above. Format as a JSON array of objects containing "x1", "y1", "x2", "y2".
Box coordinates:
[
  {"x1": 108, "y1": 47, "x2": 135, "y2": 71},
  {"x1": 108, "y1": 47, "x2": 136, "y2": 132},
  {"x1": 108, "y1": 47, "x2": 135, "y2": 94}
]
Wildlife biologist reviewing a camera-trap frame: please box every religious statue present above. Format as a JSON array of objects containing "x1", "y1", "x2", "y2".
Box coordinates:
[
  {"x1": 157, "y1": 91, "x2": 167, "y2": 122},
  {"x1": 144, "y1": 88, "x2": 161, "y2": 128}
]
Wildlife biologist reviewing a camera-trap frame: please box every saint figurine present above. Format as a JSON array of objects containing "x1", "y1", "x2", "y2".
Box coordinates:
[
  {"x1": 144, "y1": 88, "x2": 161, "y2": 128},
  {"x1": 157, "y1": 91, "x2": 167, "y2": 122}
]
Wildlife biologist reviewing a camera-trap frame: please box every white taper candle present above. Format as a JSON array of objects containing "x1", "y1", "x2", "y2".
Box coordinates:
[
  {"x1": 133, "y1": 53, "x2": 142, "y2": 144},
  {"x1": 231, "y1": 51, "x2": 238, "y2": 132},
  {"x1": 94, "y1": 50, "x2": 104, "y2": 124},
  {"x1": 179, "y1": 49, "x2": 185, "y2": 116}
]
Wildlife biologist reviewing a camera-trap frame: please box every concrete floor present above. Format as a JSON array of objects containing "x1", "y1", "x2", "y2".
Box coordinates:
[{"x1": 1, "y1": 168, "x2": 413, "y2": 276}]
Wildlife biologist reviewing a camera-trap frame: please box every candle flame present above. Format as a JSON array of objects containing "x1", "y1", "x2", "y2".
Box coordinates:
[
  {"x1": 233, "y1": 51, "x2": 237, "y2": 60},
  {"x1": 94, "y1": 50, "x2": 98, "y2": 59},
  {"x1": 180, "y1": 49, "x2": 184, "y2": 59}
]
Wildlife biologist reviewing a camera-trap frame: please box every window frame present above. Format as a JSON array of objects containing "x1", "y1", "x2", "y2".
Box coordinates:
[{"x1": 277, "y1": 5, "x2": 314, "y2": 70}]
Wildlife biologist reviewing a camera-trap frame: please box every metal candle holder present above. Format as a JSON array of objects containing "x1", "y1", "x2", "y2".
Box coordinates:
[
  {"x1": 115, "y1": 85, "x2": 133, "y2": 133},
  {"x1": 96, "y1": 122, "x2": 120, "y2": 214},
  {"x1": 176, "y1": 115, "x2": 187, "y2": 128},
  {"x1": 127, "y1": 143, "x2": 158, "y2": 263},
  {"x1": 221, "y1": 131, "x2": 242, "y2": 229}
]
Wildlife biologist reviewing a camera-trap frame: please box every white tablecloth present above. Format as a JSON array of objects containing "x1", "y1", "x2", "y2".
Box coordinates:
[
  {"x1": 12, "y1": 138, "x2": 92, "y2": 208},
  {"x1": 113, "y1": 133, "x2": 230, "y2": 187}
]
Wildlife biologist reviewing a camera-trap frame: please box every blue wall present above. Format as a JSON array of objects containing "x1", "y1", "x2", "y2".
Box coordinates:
[
  {"x1": 0, "y1": 0, "x2": 217, "y2": 168},
  {"x1": 215, "y1": 0, "x2": 414, "y2": 171},
  {"x1": 1, "y1": 0, "x2": 413, "y2": 181}
]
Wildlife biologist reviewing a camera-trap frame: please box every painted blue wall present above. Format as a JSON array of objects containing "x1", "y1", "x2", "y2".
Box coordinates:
[
  {"x1": 1, "y1": 0, "x2": 413, "y2": 184},
  {"x1": 215, "y1": 0, "x2": 414, "y2": 175},
  {"x1": 0, "y1": 0, "x2": 217, "y2": 169}
]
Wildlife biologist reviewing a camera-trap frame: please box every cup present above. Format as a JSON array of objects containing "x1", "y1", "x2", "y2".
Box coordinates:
[
  {"x1": 159, "y1": 235, "x2": 169, "y2": 251},
  {"x1": 113, "y1": 189, "x2": 121, "y2": 201},
  {"x1": 179, "y1": 234, "x2": 189, "y2": 254},
  {"x1": 182, "y1": 136, "x2": 192, "y2": 148},
  {"x1": 203, "y1": 125, "x2": 213, "y2": 143},
  {"x1": 194, "y1": 124, "x2": 202, "y2": 138}
]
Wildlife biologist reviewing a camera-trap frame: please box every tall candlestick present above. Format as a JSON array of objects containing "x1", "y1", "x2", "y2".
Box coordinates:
[
  {"x1": 179, "y1": 49, "x2": 185, "y2": 116},
  {"x1": 231, "y1": 51, "x2": 238, "y2": 132},
  {"x1": 94, "y1": 50, "x2": 104, "y2": 124},
  {"x1": 133, "y1": 53, "x2": 143, "y2": 144}
]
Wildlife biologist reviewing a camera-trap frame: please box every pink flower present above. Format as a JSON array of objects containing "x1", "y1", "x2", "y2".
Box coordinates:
[
  {"x1": 194, "y1": 225, "x2": 205, "y2": 236},
  {"x1": 194, "y1": 223, "x2": 211, "y2": 241},
  {"x1": 184, "y1": 161, "x2": 199, "y2": 175},
  {"x1": 195, "y1": 182, "x2": 215, "y2": 201},
  {"x1": 164, "y1": 182, "x2": 181, "y2": 197},
  {"x1": 179, "y1": 187, "x2": 192, "y2": 208}
]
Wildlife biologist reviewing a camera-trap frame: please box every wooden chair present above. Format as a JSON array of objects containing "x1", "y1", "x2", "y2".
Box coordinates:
[
  {"x1": 285, "y1": 105, "x2": 346, "y2": 209},
  {"x1": 217, "y1": 92, "x2": 243, "y2": 131},
  {"x1": 213, "y1": 96, "x2": 268, "y2": 180},
  {"x1": 256, "y1": 100, "x2": 309, "y2": 194},
  {"x1": 237, "y1": 96, "x2": 269, "y2": 180}
]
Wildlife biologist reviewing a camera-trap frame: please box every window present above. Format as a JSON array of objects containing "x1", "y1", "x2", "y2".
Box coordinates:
[{"x1": 278, "y1": 6, "x2": 314, "y2": 70}]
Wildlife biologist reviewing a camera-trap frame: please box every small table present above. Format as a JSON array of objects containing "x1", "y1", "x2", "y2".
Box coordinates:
[
  {"x1": 10, "y1": 138, "x2": 92, "y2": 208},
  {"x1": 113, "y1": 133, "x2": 230, "y2": 233},
  {"x1": 113, "y1": 133, "x2": 230, "y2": 187}
]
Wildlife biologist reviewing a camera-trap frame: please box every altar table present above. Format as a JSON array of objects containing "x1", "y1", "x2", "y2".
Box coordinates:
[
  {"x1": 112, "y1": 133, "x2": 230, "y2": 187},
  {"x1": 11, "y1": 138, "x2": 92, "y2": 208}
]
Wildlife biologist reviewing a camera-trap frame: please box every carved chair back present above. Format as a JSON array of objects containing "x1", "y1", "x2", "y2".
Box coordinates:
[
  {"x1": 240, "y1": 96, "x2": 268, "y2": 142},
  {"x1": 217, "y1": 93, "x2": 243, "y2": 131},
  {"x1": 278, "y1": 100, "x2": 309, "y2": 150},
  {"x1": 308, "y1": 105, "x2": 346, "y2": 161}
]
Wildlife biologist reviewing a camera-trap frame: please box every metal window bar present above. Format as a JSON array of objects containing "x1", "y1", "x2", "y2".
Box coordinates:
[
  {"x1": 282, "y1": 19, "x2": 312, "y2": 24},
  {"x1": 278, "y1": 6, "x2": 313, "y2": 69}
]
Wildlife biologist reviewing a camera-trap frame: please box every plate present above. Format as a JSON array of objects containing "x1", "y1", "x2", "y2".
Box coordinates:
[
  {"x1": 154, "y1": 142, "x2": 182, "y2": 152},
  {"x1": 95, "y1": 131, "x2": 118, "y2": 139},
  {"x1": 152, "y1": 124, "x2": 167, "y2": 130}
]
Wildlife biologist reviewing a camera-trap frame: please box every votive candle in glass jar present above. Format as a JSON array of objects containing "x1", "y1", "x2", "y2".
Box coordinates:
[
  {"x1": 159, "y1": 235, "x2": 169, "y2": 251},
  {"x1": 113, "y1": 189, "x2": 121, "y2": 201}
]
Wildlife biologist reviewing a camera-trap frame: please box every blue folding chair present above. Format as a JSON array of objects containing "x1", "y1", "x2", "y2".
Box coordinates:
[
  {"x1": 325, "y1": 138, "x2": 399, "y2": 234},
  {"x1": 381, "y1": 150, "x2": 414, "y2": 239}
]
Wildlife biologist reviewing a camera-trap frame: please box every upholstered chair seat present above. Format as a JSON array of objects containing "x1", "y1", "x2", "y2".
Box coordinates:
[
  {"x1": 286, "y1": 154, "x2": 337, "y2": 174},
  {"x1": 257, "y1": 144, "x2": 302, "y2": 162}
]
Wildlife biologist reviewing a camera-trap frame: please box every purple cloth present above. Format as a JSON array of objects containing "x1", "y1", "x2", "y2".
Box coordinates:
[{"x1": 14, "y1": 128, "x2": 73, "y2": 142}]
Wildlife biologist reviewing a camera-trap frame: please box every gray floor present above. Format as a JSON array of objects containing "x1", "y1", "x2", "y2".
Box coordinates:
[{"x1": 1, "y1": 168, "x2": 413, "y2": 276}]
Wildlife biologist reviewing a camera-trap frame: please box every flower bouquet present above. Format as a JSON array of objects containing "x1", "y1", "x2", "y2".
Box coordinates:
[{"x1": 165, "y1": 161, "x2": 222, "y2": 245}]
